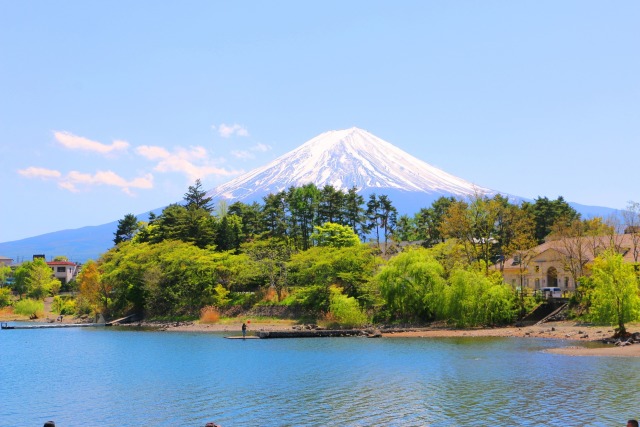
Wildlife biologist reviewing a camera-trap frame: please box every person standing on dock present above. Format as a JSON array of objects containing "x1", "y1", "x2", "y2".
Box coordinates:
[{"x1": 242, "y1": 322, "x2": 247, "y2": 338}]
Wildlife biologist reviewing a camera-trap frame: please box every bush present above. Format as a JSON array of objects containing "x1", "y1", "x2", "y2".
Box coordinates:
[
  {"x1": 74, "y1": 295, "x2": 93, "y2": 316},
  {"x1": 14, "y1": 299, "x2": 44, "y2": 318},
  {"x1": 0, "y1": 287, "x2": 12, "y2": 308},
  {"x1": 52, "y1": 295, "x2": 76, "y2": 315},
  {"x1": 328, "y1": 286, "x2": 369, "y2": 328},
  {"x1": 200, "y1": 306, "x2": 220, "y2": 323}
]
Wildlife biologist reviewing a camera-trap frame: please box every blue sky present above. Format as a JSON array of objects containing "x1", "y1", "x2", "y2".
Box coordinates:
[{"x1": 1, "y1": 1, "x2": 638, "y2": 243}]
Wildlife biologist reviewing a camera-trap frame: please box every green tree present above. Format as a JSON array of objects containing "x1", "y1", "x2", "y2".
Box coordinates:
[
  {"x1": 375, "y1": 248, "x2": 446, "y2": 321},
  {"x1": 522, "y1": 196, "x2": 579, "y2": 243},
  {"x1": 20, "y1": 259, "x2": 61, "y2": 300},
  {"x1": 311, "y1": 222, "x2": 361, "y2": 248},
  {"x1": 288, "y1": 244, "x2": 380, "y2": 312},
  {"x1": 442, "y1": 268, "x2": 515, "y2": 327},
  {"x1": 344, "y1": 187, "x2": 366, "y2": 238},
  {"x1": 242, "y1": 237, "x2": 293, "y2": 300},
  {"x1": 229, "y1": 201, "x2": 263, "y2": 238},
  {"x1": 114, "y1": 213, "x2": 140, "y2": 245},
  {"x1": 0, "y1": 265, "x2": 11, "y2": 286},
  {"x1": 215, "y1": 214, "x2": 244, "y2": 251},
  {"x1": 184, "y1": 178, "x2": 214, "y2": 212},
  {"x1": 440, "y1": 194, "x2": 499, "y2": 274},
  {"x1": 328, "y1": 285, "x2": 369, "y2": 327},
  {"x1": 588, "y1": 250, "x2": 640, "y2": 336}
]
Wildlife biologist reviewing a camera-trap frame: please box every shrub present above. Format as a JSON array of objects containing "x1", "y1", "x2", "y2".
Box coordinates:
[
  {"x1": 200, "y1": 306, "x2": 220, "y2": 323},
  {"x1": 52, "y1": 296, "x2": 76, "y2": 315},
  {"x1": 328, "y1": 286, "x2": 369, "y2": 328},
  {"x1": 74, "y1": 295, "x2": 93, "y2": 316},
  {"x1": 14, "y1": 299, "x2": 44, "y2": 318},
  {"x1": 0, "y1": 287, "x2": 12, "y2": 308}
]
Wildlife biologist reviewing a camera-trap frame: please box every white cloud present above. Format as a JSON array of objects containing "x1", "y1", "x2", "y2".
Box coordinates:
[
  {"x1": 54, "y1": 131, "x2": 130, "y2": 155},
  {"x1": 137, "y1": 144, "x2": 243, "y2": 181},
  {"x1": 18, "y1": 167, "x2": 62, "y2": 180},
  {"x1": 19, "y1": 165, "x2": 153, "y2": 195},
  {"x1": 136, "y1": 145, "x2": 171, "y2": 160},
  {"x1": 59, "y1": 170, "x2": 154, "y2": 194},
  {"x1": 231, "y1": 150, "x2": 254, "y2": 159},
  {"x1": 253, "y1": 142, "x2": 271, "y2": 152},
  {"x1": 230, "y1": 142, "x2": 272, "y2": 160},
  {"x1": 214, "y1": 123, "x2": 249, "y2": 138}
]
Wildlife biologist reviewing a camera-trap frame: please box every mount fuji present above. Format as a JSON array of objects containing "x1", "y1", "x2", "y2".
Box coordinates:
[
  {"x1": 207, "y1": 127, "x2": 495, "y2": 212},
  {"x1": 0, "y1": 128, "x2": 616, "y2": 261}
]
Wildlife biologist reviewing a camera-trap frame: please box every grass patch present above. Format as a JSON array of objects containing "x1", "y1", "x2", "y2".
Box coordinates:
[{"x1": 14, "y1": 299, "x2": 44, "y2": 318}]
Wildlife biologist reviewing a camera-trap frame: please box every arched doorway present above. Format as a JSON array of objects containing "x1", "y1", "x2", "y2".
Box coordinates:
[{"x1": 547, "y1": 267, "x2": 558, "y2": 288}]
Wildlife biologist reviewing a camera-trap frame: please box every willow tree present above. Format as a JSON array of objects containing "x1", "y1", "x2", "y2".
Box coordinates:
[
  {"x1": 375, "y1": 248, "x2": 446, "y2": 322},
  {"x1": 589, "y1": 250, "x2": 640, "y2": 337},
  {"x1": 442, "y1": 268, "x2": 516, "y2": 327}
]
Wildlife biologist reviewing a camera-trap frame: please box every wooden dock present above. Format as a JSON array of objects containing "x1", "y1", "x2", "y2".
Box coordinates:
[
  {"x1": 224, "y1": 336, "x2": 260, "y2": 340},
  {"x1": 257, "y1": 329, "x2": 381, "y2": 338},
  {"x1": 1, "y1": 322, "x2": 105, "y2": 330}
]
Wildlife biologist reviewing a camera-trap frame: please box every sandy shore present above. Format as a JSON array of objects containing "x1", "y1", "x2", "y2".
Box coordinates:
[
  {"x1": 138, "y1": 319, "x2": 640, "y2": 358},
  {"x1": 379, "y1": 321, "x2": 640, "y2": 357},
  {"x1": 3, "y1": 307, "x2": 638, "y2": 357}
]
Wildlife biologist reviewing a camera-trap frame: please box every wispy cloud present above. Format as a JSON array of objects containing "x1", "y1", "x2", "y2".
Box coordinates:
[
  {"x1": 214, "y1": 123, "x2": 249, "y2": 138},
  {"x1": 54, "y1": 131, "x2": 129, "y2": 155},
  {"x1": 59, "y1": 171, "x2": 153, "y2": 195},
  {"x1": 230, "y1": 142, "x2": 273, "y2": 160},
  {"x1": 18, "y1": 167, "x2": 62, "y2": 180},
  {"x1": 137, "y1": 144, "x2": 243, "y2": 181},
  {"x1": 19, "y1": 166, "x2": 153, "y2": 195},
  {"x1": 253, "y1": 142, "x2": 271, "y2": 152},
  {"x1": 231, "y1": 150, "x2": 253, "y2": 159}
]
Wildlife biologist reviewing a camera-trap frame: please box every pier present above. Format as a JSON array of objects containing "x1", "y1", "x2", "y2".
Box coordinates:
[{"x1": 1, "y1": 322, "x2": 105, "y2": 330}]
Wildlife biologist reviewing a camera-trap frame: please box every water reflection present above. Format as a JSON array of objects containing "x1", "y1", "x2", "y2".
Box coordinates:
[{"x1": 0, "y1": 328, "x2": 638, "y2": 426}]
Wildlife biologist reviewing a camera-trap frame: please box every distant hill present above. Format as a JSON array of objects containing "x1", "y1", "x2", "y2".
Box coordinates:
[{"x1": 0, "y1": 128, "x2": 619, "y2": 262}]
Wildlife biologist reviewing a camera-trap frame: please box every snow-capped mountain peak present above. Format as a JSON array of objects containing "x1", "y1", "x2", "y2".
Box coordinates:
[{"x1": 207, "y1": 127, "x2": 492, "y2": 201}]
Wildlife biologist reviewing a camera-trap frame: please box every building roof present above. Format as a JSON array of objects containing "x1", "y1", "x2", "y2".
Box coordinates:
[{"x1": 46, "y1": 261, "x2": 77, "y2": 266}]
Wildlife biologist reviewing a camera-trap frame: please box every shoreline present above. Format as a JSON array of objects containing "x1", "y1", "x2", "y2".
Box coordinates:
[
  {"x1": 131, "y1": 319, "x2": 640, "y2": 357},
  {"x1": 4, "y1": 312, "x2": 639, "y2": 357}
]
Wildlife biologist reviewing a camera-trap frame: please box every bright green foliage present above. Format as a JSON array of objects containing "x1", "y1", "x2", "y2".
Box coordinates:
[
  {"x1": 328, "y1": 286, "x2": 369, "y2": 327},
  {"x1": 14, "y1": 259, "x2": 60, "y2": 300},
  {"x1": 52, "y1": 295, "x2": 76, "y2": 315},
  {"x1": 375, "y1": 248, "x2": 446, "y2": 321},
  {"x1": 311, "y1": 222, "x2": 361, "y2": 248},
  {"x1": 0, "y1": 287, "x2": 12, "y2": 307},
  {"x1": 99, "y1": 240, "x2": 246, "y2": 317},
  {"x1": 0, "y1": 265, "x2": 11, "y2": 286},
  {"x1": 442, "y1": 269, "x2": 516, "y2": 327},
  {"x1": 13, "y1": 298, "x2": 43, "y2": 317},
  {"x1": 288, "y1": 244, "x2": 381, "y2": 312},
  {"x1": 588, "y1": 250, "x2": 640, "y2": 335},
  {"x1": 241, "y1": 238, "x2": 293, "y2": 300}
]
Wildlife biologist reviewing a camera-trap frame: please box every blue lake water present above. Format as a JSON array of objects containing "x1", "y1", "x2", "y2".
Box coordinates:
[{"x1": 1, "y1": 324, "x2": 639, "y2": 427}]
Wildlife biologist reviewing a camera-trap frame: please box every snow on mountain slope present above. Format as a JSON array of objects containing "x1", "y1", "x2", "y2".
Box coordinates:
[{"x1": 207, "y1": 127, "x2": 493, "y2": 201}]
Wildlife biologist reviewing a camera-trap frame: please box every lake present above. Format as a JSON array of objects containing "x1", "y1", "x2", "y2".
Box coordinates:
[{"x1": 1, "y1": 324, "x2": 639, "y2": 426}]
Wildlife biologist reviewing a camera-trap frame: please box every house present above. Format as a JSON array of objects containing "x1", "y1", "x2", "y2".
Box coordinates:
[
  {"x1": 46, "y1": 261, "x2": 79, "y2": 285},
  {"x1": 500, "y1": 234, "x2": 639, "y2": 292},
  {"x1": 0, "y1": 256, "x2": 12, "y2": 267}
]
